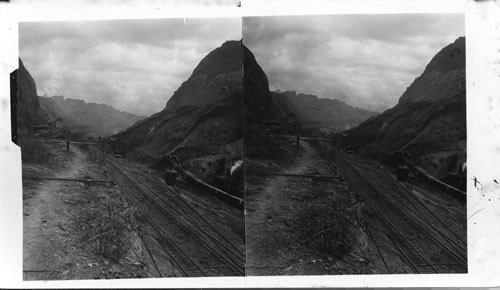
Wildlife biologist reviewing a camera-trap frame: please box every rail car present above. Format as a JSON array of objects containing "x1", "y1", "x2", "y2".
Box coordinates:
[
  {"x1": 164, "y1": 169, "x2": 178, "y2": 186},
  {"x1": 112, "y1": 150, "x2": 125, "y2": 158},
  {"x1": 396, "y1": 165, "x2": 410, "y2": 181}
]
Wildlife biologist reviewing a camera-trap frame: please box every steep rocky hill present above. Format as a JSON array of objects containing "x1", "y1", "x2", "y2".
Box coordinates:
[
  {"x1": 243, "y1": 44, "x2": 274, "y2": 123},
  {"x1": 398, "y1": 37, "x2": 465, "y2": 107},
  {"x1": 344, "y1": 37, "x2": 466, "y2": 183},
  {"x1": 13, "y1": 59, "x2": 49, "y2": 134},
  {"x1": 113, "y1": 41, "x2": 243, "y2": 182},
  {"x1": 272, "y1": 91, "x2": 377, "y2": 133},
  {"x1": 39, "y1": 95, "x2": 144, "y2": 138}
]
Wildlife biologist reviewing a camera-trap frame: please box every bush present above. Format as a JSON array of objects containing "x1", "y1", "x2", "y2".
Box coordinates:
[
  {"x1": 73, "y1": 188, "x2": 132, "y2": 262},
  {"x1": 294, "y1": 195, "x2": 356, "y2": 258},
  {"x1": 244, "y1": 126, "x2": 286, "y2": 159},
  {"x1": 80, "y1": 143, "x2": 104, "y2": 164},
  {"x1": 314, "y1": 140, "x2": 338, "y2": 161},
  {"x1": 17, "y1": 134, "x2": 53, "y2": 164}
]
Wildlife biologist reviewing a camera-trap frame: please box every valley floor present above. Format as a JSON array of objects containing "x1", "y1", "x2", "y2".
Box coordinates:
[
  {"x1": 22, "y1": 140, "x2": 244, "y2": 280},
  {"x1": 245, "y1": 138, "x2": 466, "y2": 275},
  {"x1": 23, "y1": 143, "x2": 150, "y2": 280}
]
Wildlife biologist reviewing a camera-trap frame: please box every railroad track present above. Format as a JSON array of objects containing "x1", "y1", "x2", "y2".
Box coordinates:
[
  {"x1": 136, "y1": 172, "x2": 244, "y2": 255},
  {"x1": 170, "y1": 183, "x2": 243, "y2": 223},
  {"x1": 359, "y1": 164, "x2": 467, "y2": 262},
  {"x1": 125, "y1": 169, "x2": 244, "y2": 270},
  {"x1": 106, "y1": 157, "x2": 244, "y2": 276},
  {"x1": 105, "y1": 158, "x2": 208, "y2": 277},
  {"x1": 336, "y1": 152, "x2": 467, "y2": 273}
]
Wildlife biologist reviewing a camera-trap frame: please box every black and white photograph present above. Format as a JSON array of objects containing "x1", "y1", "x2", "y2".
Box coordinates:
[
  {"x1": 16, "y1": 17, "x2": 244, "y2": 279},
  {"x1": 3, "y1": 0, "x2": 500, "y2": 287},
  {"x1": 243, "y1": 14, "x2": 467, "y2": 275}
]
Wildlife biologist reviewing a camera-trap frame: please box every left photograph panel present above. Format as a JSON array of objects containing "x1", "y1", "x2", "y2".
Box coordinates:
[{"x1": 16, "y1": 18, "x2": 244, "y2": 280}]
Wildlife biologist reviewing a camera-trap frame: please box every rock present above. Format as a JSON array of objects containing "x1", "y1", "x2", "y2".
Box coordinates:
[{"x1": 283, "y1": 266, "x2": 293, "y2": 274}]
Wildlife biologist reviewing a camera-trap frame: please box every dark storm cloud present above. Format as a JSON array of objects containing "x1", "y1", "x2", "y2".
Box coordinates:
[
  {"x1": 19, "y1": 17, "x2": 241, "y2": 116},
  {"x1": 243, "y1": 14, "x2": 464, "y2": 112}
]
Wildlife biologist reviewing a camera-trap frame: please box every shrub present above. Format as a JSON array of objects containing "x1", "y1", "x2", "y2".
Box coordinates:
[
  {"x1": 73, "y1": 188, "x2": 131, "y2": 262},
  {"x1": 294, "y1": 195, "x2": 356, "y2": 258},
  {"x1": 17, "y1": 134, "x2": 53, "y2": 164},
  {"x1": 244, "y1": 126, "x2": 286, "y2": 159}
]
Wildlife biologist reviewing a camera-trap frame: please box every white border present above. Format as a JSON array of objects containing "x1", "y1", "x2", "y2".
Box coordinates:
[{"x1": 1, "y1": 0, "x2": 500, "y2": 287}]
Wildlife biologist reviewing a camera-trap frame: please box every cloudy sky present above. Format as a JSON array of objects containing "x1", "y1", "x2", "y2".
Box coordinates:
[
  {"x1": 243, "y1": 14, "x2": 464, "y2": 112},
  {"x1": 19, "y1": 17, "x2": 241, "y2": 116}
]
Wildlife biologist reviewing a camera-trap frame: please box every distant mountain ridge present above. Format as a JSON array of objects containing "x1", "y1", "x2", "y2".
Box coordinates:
[
  {"x1": 272, "y1": 90, "x2": 377, "y2": 132},
  {"x1": 39, "y1": 95, "x2": 144, "y2": 137},
  {"x1": 242, "y1": 46, "x2": 376, "y2": 133}
]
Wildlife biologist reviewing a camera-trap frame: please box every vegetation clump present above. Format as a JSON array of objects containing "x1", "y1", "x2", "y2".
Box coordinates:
[
  {"x1": 294, "y1": 194, "x2": 357, "y2": 258},
  {"x1": 18, "y1": 133, "x2": 54, "y2": 164},
  {"x1": 245, "y1": 125, "x2": 286, "y2": 160},
  {"x1": 73, "y1": 185, "x2": 134, "y2": 262}
]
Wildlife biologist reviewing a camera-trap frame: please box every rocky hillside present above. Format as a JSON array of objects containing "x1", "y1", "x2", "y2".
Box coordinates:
[
  {"x1": 272, "y1": 91, "x2": 377, "y2": 133},
  {"x1": 113, "y1": 41, "x2": 243, "y2": 182},
  {"x1": 344, "y1": 37, "x2": 466, "y2": 183},
  {"x1": 13, "y1": 59, "x2": 49, "y2": 134},
  {"x1": 243, "y1": 44, "x2": 274, "y2": 123},
  {"x1": 39, "y1": 95, "x2": 144, "y2": 138},
  {"x1": 398, "y1": 37, "x2": 465, "y2": 107}
]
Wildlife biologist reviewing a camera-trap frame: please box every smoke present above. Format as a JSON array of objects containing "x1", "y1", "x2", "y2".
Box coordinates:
[
  {"x1": 42, "y1": 75, "x2": 64, "y2": 96},
  {"x1": 230, "y1": 159, "x2": 243, "y2": 176}
]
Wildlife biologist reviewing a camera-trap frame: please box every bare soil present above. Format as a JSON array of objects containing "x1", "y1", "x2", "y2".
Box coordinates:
[
  {"x1": 245, "y1": 140, "x2": 388, "y2": 275},
  {"x1": 22, "y1": 143, "x2": 151, "y2": 280}
]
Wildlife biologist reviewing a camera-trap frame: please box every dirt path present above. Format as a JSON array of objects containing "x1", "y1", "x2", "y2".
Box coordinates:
[
  {"x1": 22, "y1": 145, "x2": 149, "y2": 280},
  {"x1": 23, "y1": 146, "x2": 87, "y2": 280},
  {"x1": 246, "y1": 141, "x2": 364, "y2": 275},
  {"x1": 245, "y1": 142, "x2": 311, "y2": 275}
]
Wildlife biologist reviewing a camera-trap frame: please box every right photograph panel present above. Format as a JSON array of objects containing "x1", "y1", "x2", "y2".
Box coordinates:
[{"x1": 243, "y1": 14, "x2": 467, "y2": 275}]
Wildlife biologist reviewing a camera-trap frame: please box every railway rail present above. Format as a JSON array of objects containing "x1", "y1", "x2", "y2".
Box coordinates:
[
  {"x1": 125, "y1": 166, "x2": 244, "y2": 270},
  {"x1": 136, "y1": 172, "x2": 244, "y2": 248},
  {"x1": 106, "y1": 157, "x2": 244, "y2": 277},
  {"x1": 336, "y1": 152, "x2": 467, "y2": 273}
]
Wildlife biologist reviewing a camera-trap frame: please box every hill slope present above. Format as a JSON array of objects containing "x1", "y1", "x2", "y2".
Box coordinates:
[
  {"x1": 345, "y1": 37, "x2": 466, "y2": 182},
  {"x1": 272, "y1": 91, "x2": 377, "y2": 133},
  {"x1": 13, "y1": 59, "x2": 49, "y2": 133},
  {"x1": 113, "y1": 41, "x2": 243, "y2": 181},
  {"x1": 39, "y1": 95, "x2": 144, "y2": 138},
  {"x1": 243, "y1": 44, "x2": 274, "y2": 123}
]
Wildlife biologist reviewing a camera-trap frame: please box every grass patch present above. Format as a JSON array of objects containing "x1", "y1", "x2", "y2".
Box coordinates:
[
  {"x1": 314, "y1": 141, "x2": 337, "y2": 161},
  {"x1": 245, "y1": 126, "x2": 286, "y2": 160},
  {"x1": 293, "y1": 194, "x2": 357, "y2": 258},
  {"x1": 73, "y1": 186, "x2": 134, "y2": 262},
  {"x1": 17, "y1": 134, "x2": 54, "y2": 164}
]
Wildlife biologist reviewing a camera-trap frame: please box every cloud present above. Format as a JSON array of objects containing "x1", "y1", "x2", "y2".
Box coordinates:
[
  {"x1": 243, "y1": 14, "x2": 464, "y2": 112},
  {"x1": 19, "y1": 17, "x2": 241, "y2": 116}
]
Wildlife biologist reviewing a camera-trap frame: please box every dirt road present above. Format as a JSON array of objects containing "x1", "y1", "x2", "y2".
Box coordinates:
[
  {"x1": 245, "y1": 140, "x2": 380, "y2": 275},
  {"x1": 23, "y1": 145, "x2": 87, "y2": 280},
  {"x1": 22, "y1": 145, "x2": 149, "y2": 280},
  {"x1": 245, "y1": 141, "x2": 314, "y2": 274}
]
